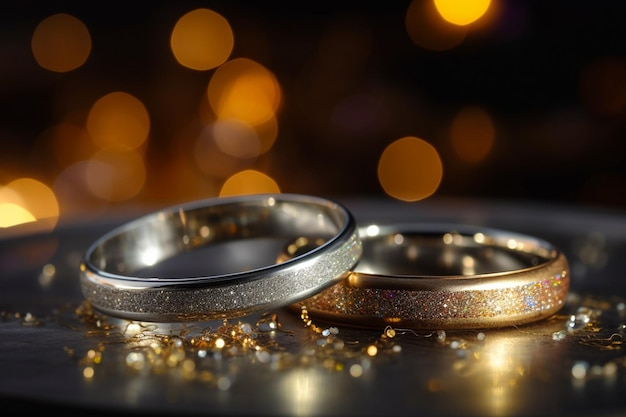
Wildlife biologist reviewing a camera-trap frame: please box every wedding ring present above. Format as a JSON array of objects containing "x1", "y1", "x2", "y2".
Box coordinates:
[
  {"x1": 79, "y1": 193, "x2": 362, "y2": 322},
  {"x1": 284, "y1": 223, "x2": 570, "y2": 329}
]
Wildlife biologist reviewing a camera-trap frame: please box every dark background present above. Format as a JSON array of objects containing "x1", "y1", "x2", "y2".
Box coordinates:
[{"x1": 1, "y1": 1, "x2": 626, "y2": 215}]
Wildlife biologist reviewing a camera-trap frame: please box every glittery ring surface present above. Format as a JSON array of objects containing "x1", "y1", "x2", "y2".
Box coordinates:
[
  {"x1": 288, "y1": 223, "x2": 570, "y2": 329},
  {"x1": 79, "y1": 193, "x2": 362, "y2": 322}
]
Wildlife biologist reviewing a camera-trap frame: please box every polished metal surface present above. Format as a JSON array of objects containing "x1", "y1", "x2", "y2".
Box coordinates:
[
  {"x1": 289, "y1": 223, "x2": 570, "y2": 329},
  {"x1": 79, "y1": 193, "x2": 361, "y2": 322},
  {"x1": 1, "y1": 197, "x2": 625, "y2": 416}
]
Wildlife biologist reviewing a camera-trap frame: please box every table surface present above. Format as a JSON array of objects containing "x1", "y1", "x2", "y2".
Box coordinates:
[{"x1": 1, "y1": 197, "x2": 626, "y2": 417}]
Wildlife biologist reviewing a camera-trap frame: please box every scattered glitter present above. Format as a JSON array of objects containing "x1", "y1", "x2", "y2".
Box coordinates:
[
  {"x1": 437, "y1": 330, "x2": 447, "y2": 343},
  {"x1": 366, "y1": 345, "x2": 378, "y2": 356},
  {"x1": 349, "y1": 364, "x2": 364, "y2": 377},
  {"x1": 6, "y1": 289, "x2": 626, "y2": 392},
  {"x1": 572, "y1": 361, "x2": 589, "y2": 379},
  {"x1": 604, "y1": 361, "x2": 619, "y2": 377},
  {"x1": 126, "y1": 352, "x2": 146, "y2": 371},
  {"x1": 83, "y1": 366, "x2": 95, "y2": 379},
  {"x1": 38, "y1": 263, "x2": 56, "y2": 287},
  {"x1": 19, "y1": 312, "x2": 42, "y2": 327},
  {"x1": 217, "y1": 376, "x2": 232, "y2": 391},
  {"x1": 255, "y1": 350, "x2": 271, "y2": 363},
  {"x1": 384, "y1": 327, "x2": 396, "y2": 339}
]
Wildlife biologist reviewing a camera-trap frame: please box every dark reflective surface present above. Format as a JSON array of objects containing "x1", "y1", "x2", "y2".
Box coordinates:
[{"x1": 1, "y1": 197, "x2": 626, "y2": 416}]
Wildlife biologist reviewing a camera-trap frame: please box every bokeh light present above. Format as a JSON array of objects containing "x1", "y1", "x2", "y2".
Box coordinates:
[
  {"x1": 0, "y1": 183, "x2": 32, "y2": 228},
  {"x1": 86, "y1": 92, "x2": 150, "y2": 150},
  {"x1": 449, "y1": 106, "x2": 496, "y2": 163},
  {"x1": 53, "y1": 161, "x2": 110, "y2": 218},
  {"x1": 434, "y1": 0, "x2": 491, "y2": 26},
  {"x1": 220, "y1": 169, "x2": 280, "y2": 196},
  {"x1": 0, "y1": 178, "x2": 58, "y2": 231},
  {"x1": 1, "y1": 1, "x2": 625, "y2": 224},
  {"x1": 207, "y1": 58, "x2": 282, "y2": 127},
  {"x1": 85, "y1": 148, "x2": 146, "y2": 202},
  {"x1": 170, "y1": 8, "x2": 234, "y2": 71},
  {"x1": 212, "y1": 119, "x2": 262, "y2": 159},
  {"x1": 405, "y1": 0, "x2": 467, "y2": 51},
  {"x1": 192, "y1": 123, "x2": 256, "y2": 179},
  {"x1": 377, "y1": 136, "x2": 443, "y2": 202},
  {"x1": 0, "y1": 183, "x2": 25, "y2": 207},
  {"x1": 31, "y1": 13, "x2": 91, "y2": 72},
  {"x1": 0, "y1": 203, "x2": 35, "y2": 228}
]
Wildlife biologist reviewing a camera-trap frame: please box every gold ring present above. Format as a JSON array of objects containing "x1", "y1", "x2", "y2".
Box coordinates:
[{"x1": 281, "y1": 223, "x2": 570, "y2": 329}]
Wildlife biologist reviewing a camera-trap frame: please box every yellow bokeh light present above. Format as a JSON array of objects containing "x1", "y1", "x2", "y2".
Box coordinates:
[
  {"x1": 171, "y1": 8, "x2": 234, "y2": 71},
  {"x1": 207, "y1": 58, "x2": 282, "y2": 126},
  {"x1": 450, "y1": 106, "x2": 495, "y2": 163},
  {"x1": 212, "y1": 119, "x2": 262, "y2": 158},
  {"x1": 0, "y1": 185, "x2": 25, "y2": 207},
  {"x1": 434, "y1": 0, "x2": 491, "y2": 26},
  {"x1": 31, "y1": 13, "x2": 91, "y2": 72},
  {"x1": 254, "y1": 115, "x2": 279, "y2": 155},
  {"x1": 193, "y1": 124, "x2": 251, "y2": 179},
  {"x1": 85, "y1": 148, "x2": 146, "y2": 202},
  {"x1": 220, "y1": 170, "x2": 280, "y2": 197},
  {"x1": 0, "y1": 203, "x2": 36, "y2": 228},
  {"x1": 211, "y1": 116, "x2": 279, "y2": 159},
  {"x1": 405, "y1": 0, "x2": 467, "y2": 51},
  {"x1": 0, "y1": 178, "x2": 59, "y2": 231},
  {"x1": 4, "y1": 178, "x2": 59, "y2": 222},
  {"x1": 377, "y1": 136, "x2": 443, "y2": 202},
  {"x1": 52, "y1": 161, "x2": 111, "y2": 218},
  {"x1": 86, "y1": 92, "x2": 150, "y2": 150}
]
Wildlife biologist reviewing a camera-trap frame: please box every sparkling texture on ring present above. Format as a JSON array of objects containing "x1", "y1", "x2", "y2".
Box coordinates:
[
  {"x1": 290, "y1": 223, "x2": 571, "y2": 329},
  {"x1": 81, "y1": 232, "x2": 361, "y2": 321},
  {"x1": 79, "y1": 194, "x2": 362, "y2": 322},
  {"x1": 300, "y1": 267, "x2": 567, "y2": 328}
]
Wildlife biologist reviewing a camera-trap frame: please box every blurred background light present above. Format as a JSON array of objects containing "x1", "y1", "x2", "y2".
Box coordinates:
[
  {"x1": 170, "y1": 8, "x2": 234, "y2": 71},
  {"x1": 405, "y1": 0, "x2": 468, "y2": 51},
  {"x1": 220, "y1": 169, "x2": 280, "y2": 196},
  {"x1": 85, "y1": 148, "x2": 146, "y2": 202},
  {"x1": 377, "y1": 136, "x2": 443, "y2": 202},
  {"x1": 86, "y1": 92, "x2": 150, "y2": 150},
  {"x1": 212, "y1": 119, "x2": 262, "y2": 159},
  {"x1": 0, "y1": 178, "x2": 58, "y2": 231},
  {"x1": 0, "y1": 1, "x2": 624, "y2": 236},
  {"x1": 449, "y1": 106, "x2": 496, "y2": 163},
  {"x1": 31, "y1": 13, "x2": 91, "y2": 72},
  {"x1": 192, "y1": 122, "x2": 257, "y2": 179},
  {"x1": 0, "y1": 203, "x2": 35, "y2": 228},
  {"x1": 207, "y1": 58, "x2": 282, "y2": 127},
  {"x1": 434, "y1": 0, "x2": 491, "y2": 26}
]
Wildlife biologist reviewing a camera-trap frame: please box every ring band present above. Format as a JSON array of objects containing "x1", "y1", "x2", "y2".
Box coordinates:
[
  {"x1": 284, "y1": 223, "x2": 570, "y2": 329},
  {"x1": 79, "y1": 193, "x2": 362, "y2": 322}
]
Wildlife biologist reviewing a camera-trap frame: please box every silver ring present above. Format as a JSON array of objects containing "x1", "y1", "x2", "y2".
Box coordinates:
[
  {"x1": 285, "y1": 223, "x2": 570, "y2": 329},
  {"x1": 79, "y1": 193, "x2": 362, "y2": 322}
]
